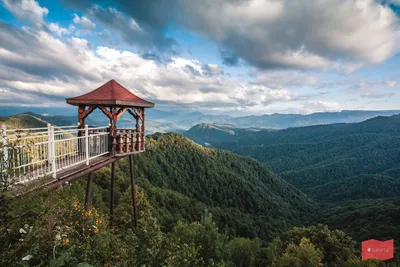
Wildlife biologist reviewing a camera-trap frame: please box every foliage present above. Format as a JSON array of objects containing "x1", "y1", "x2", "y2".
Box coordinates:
[
  {"x1": 131, "y1": 133, "x2": 314, "y2": 240},
  {"x1": 184, "y1": 116, "x2": 400, "y2": 193},
  {"x1": 271, "y1": 237, "x2": 323, "y2": 267},
  {"x1": 227, "y1": 237, "x2": 262, "y2": 267},
  {"x1": 266, "y1": 224, "x2": 357, "y2": 267}
]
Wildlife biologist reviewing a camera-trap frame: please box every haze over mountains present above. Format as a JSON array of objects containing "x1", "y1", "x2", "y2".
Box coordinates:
[{"x1": 2, "y1": 107, "x2": 399, "y2": 134}]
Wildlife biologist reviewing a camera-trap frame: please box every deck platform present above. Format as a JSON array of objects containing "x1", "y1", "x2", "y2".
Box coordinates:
[{"x1": 13, "y1": 150, "x2": 144, "y2": 195}]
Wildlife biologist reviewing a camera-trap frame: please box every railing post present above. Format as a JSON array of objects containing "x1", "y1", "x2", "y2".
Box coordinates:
[
  {"x1": 2, "y1": 124, "x2": 8, "y2": 162},
  {"x1": 85, "y1": 124, "x2": 89, "y2": 165},
  {"x1": 107, "y1": 125, "x2": 112, "y2": 155},
  {"x1": 1, "y1": 124, "x2": 8, "y2": 180},
  {"x1": 47, "y1": 123, "x2": 51, "y2": 166},
  {"x1": 50, "y1": 126, "x2": 56, "y2": 179}
]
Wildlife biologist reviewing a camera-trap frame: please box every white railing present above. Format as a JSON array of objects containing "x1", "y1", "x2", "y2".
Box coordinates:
[{"x1": 1, "y1": 124, "x2": 110, "y2": 184}]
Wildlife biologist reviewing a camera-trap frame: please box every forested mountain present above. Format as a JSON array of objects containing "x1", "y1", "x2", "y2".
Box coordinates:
[
  {"x1": 3, "y1": 132, "x2": 396, "y2": 266},
  {"x1": 3, "y1": 113, "x2": 400, "y2": 265},
  {"x1": 304, "y1": 174, "x2": 400, "y2": 203},
  {"x1": 184, "y1": 115, "x2": 400, "y2": 192},
  {"x1": 0, "y1": 113, "x2": 48, "y2": 129},
  {"x1": 130, "y1": 133, "x2": 315, "y2": 240},
  {"x1": 183, "y1": 116, "x2": 400, "y2": 249}
]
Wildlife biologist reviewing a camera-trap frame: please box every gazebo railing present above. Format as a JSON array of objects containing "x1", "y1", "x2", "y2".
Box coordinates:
[{"x1": 115, "y1": 129, "x2": 144, "y2": 154}]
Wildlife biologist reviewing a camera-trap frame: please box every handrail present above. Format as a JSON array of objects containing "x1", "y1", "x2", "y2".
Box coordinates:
[{"x1": 1, "y1": 123, "x2": 145, "y2": 185}]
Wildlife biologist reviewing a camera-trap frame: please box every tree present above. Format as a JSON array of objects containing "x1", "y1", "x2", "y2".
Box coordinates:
[{"x1": 272, "y1": 238, "x2": 323, "y2": 267}]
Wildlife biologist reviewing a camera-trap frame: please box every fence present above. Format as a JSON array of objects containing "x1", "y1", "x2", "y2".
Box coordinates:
[{"x1": 1, "y1": 124, "x2": 110, "y2": 184}]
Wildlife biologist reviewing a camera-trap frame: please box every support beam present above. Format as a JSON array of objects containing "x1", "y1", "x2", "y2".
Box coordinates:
[
  {"x1": 81, "y1": 106, "x2": 96, "y2": 120},
  {"x1": 129, "y1": 155, "x2": 138, "y2": 228},
  {"x1": 99, "y1": 106, "x2": 113, "y2": 120},
  {"x1": 110, "y1": 162, "x2": 116, "y2": 228},
  {"x1": 132, "y1": 108, "x2": 143, "y2": 121},
  {"x1": 84, "y1": 172, "x2": 93, "y2": 210},
  {"x1": 116, "y1": 107, "x2": 129, "y2": 120},
  {"x1": 127, "y1": 109, "x2": 138, "y2": 120}
]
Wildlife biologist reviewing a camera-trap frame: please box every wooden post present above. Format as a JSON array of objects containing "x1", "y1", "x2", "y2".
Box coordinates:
[
  {"x1": 109, "y1": 162, "x2": 116, "y2": 228},
  {"x1": 135, "y1": 115, "x2": 140, "y2": 151},
  {"x1": 78, "y1": 105, "x2": 86, "y2": 158},
  {"x1": 84, "y1": 172, "x2": 93, "y2": 210},
  {"x1": 129, "y1": 155, "x2": 138, "y2": 228},
  {"x1": 111, "y1": 108, "x2": 118, "y2": 156},
  {"x1": 141, "y1": 108, "x2": 145, "y2": 150}
]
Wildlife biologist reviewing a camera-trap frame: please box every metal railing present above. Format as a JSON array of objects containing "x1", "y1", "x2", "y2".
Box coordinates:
[{"x1": 1, "y1": 124, "x2": 110, "y2": 184}]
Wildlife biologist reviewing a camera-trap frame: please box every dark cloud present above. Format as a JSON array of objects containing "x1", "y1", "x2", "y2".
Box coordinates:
[
  {"x1": 141, "y1": 53, "x2": 162, "y2": 63},
  {"x1": 64, "y1": 0, "x2": 177, "y2": 52},
  {"x1": 0, "y1": 21, "x2": 97, "y2": 81},
  {"x1": 220, "y1": 49, "x2": 240, "y2": 66},
  {"x1": 66, "y1": 0, "x2": 400, "y2": 70}
]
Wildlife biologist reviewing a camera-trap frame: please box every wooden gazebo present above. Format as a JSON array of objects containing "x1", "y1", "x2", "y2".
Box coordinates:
[
  {"x1": 67, "y1": 79, "x2": 154, "y2": 156},
  {"x1": 66, "y1": 79, "x2": 154, "y2": 227}
]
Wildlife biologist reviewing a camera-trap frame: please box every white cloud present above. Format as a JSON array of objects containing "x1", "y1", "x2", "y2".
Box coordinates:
[
  {"x1": 386, "y1": 80, "x2": 397, "y2": 87},
  {"x1": 48, "y1": 23, "x2": 74, "y2": 36},
  {"x1": 0, "y1": 22, "x2": 300, "y2": 110},
  {"x1": 350, "y1": 80, "x2": 397, "y2": 99},
  {"x1": 301, "y1": 101, "x2": 341, "y2": 113},
  {"x1": 2, "y1": 0, "x2": 48, "y2": 27},
  {"x1": 183, "y1": 0, "x2": 400, "y2": 70},
  {"x1": 93, "y1": 0, "x2": 400, "y2": 71},
  {"x1": 73, "y1": 14, "x2": 96, "y2": 30}
]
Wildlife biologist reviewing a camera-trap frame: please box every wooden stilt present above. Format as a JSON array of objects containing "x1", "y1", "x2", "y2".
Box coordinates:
[
  {"x1": 84, "y1": 172, "x2": 93, "y2": 210},
  {"x1": 110, "y1": 162, "x2": 116, "y2": 228},
  {"x1": 129, "y1": 155, "x2": 138, "y2": 228}
]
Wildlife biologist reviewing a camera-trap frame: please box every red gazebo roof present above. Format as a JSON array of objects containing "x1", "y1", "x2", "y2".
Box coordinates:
[{"x1": 66, "y1": 79, "x2": 155, "y2": 108}]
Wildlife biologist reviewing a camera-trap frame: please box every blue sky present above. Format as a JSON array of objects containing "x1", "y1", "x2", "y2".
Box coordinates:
[{"x1": 0, "y1": 0, "x2": 400, "y2": 115}]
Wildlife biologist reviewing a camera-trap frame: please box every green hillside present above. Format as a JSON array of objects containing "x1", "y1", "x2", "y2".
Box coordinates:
[
  {"x1": 120, "y1": 133, "x2": 315, "y2": 240},
  {"x1": 184, "y1": 115, "x2": 400, "y2": 192},
  {"x1": 0, "y1": 113, "x2": 48, "y2": 129},
  {"x1": 2, "y1": 117, "x2": 398, "y2": 265},
  {"x1": 305, "y1": 174, "x2": 400, "y2": 203},
  {"x1": 315, "y1": 198, "x2": 400, "y2": 242}
]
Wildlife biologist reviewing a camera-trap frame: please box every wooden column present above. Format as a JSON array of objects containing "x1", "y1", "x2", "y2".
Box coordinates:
[
  {"x1": 109, "y1": 162, "x2": 116, "y2": 228},
  {"x1": 141, "y1": 108, "x2": 145, "y2": 150},
  {"x1": 84, "y1": 172, "x2": 93, "y2": 210},
  {"x1": 129, "y1": 155, "x2": 138, "y2": 228},
  {"x1": 135, "y1": 115, "x2": 140, "y2": 151},
  {"x1": 111, "y1": 108, "x2": 118, "y2": 156},
  {"x1": 78, "y1": 105, "x2": 86, "y2": 157}
]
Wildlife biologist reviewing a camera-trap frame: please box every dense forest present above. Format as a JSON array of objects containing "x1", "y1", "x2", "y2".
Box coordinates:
[
  {"x1": 184, "y1": 116, "x2": 400, "y2": 255},
  {"x1": 1, "y1": 115, "x2": 400, "y2": 265},
  {"x1": 184, "y1": 116, "x2": 400, "y2": 192}
]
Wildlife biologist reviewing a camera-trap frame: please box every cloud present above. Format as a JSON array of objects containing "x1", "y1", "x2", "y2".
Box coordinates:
[
  {"x1": 2, "y1": 0, "x2": 49, "y2": 27},
  {"x1": 66, "y1": 0, "x2": 400, "y2": 71},
  {"x1": 356, "y1": 81, "x2": 396, "y2": 99},
  {"x1": 73, "y1": 14, "x2": 96, "y2": 30},
  {"x1": 301, "y1": 101, "x2": 341, "y2": 113},
  {"x1": 63, "y1": 2, "x2": 177, "y2": 52},
  {"x1": 0, "y1": 21, "x2": 300, "y2": 110},
  {"x1": 0, "y1": 21, "x2": 100, "y2": 86},
  {"x1": 252, "y1": 71, "x2": 319, "y2": 90},
  {"x1": 48, "y1": 23, "x2": 74, "y2": 36}
]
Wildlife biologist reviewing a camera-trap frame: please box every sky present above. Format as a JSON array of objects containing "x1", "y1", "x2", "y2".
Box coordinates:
[{"x1": 0, "y1": 0, "x2": 400, "y2": 115}]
